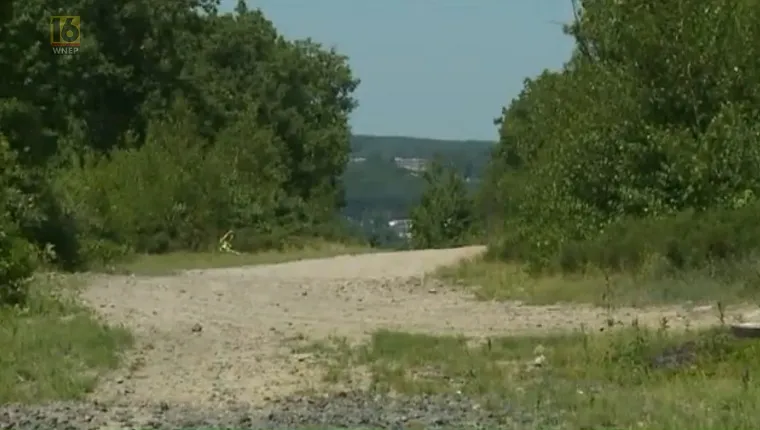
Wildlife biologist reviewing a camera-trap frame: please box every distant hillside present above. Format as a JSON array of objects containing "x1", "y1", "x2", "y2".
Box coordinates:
[
  {"x1": 342, "y1": 156, "x2": 424, "y2": 220},
  {"x1": 343, "y1": 135, "x2": 494, "y2": 222},
  {"x1": 351, "y1": 135, "x2": 495, "y2": 158},
  {"x1": 350, "y1": 135, "x2": 494, "y2": 178}
]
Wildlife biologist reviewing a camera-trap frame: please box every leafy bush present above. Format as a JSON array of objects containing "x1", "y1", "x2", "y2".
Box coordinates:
[
  {"x1": 0, "y1": 139, "x2": 36, "y2": 305},
  {"x1": 410, "y1": 159, "x2": 477, "y2": 249},
  {"x1": 529, "y1": 201, "x2": 760, "y2": 274},
  {"x1": 54, "y1": 96, "x2": 362, "y2": 260},
  {"x1": 0, "y1": 218, "x2": 36, "y2": 306}
]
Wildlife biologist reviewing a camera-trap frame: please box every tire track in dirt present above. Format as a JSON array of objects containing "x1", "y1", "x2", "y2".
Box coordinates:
[{"x1": 80, "y1": 245, "x2": 751, "y2": 408}]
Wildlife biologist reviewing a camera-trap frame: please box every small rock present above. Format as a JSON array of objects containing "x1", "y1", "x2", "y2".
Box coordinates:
[
  {"x1": 293, "y1": 353, "x2": 312, "y2": 362},
  {"x1": 533, "y1": 354, "x2": 546, "y2": 367},
  {"x1": 191, "y1": 323, "x2": 203, "y2": 333}
]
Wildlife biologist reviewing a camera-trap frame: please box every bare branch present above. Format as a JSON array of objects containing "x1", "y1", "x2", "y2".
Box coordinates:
[{"x1": 570, "y1": 0, "x2": 594, "y2": 62}]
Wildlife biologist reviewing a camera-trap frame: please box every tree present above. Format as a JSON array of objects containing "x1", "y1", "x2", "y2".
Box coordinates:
[
  {"x1": 410, "y1": 159, "x2": 475, "y2": 249},
  {"x1": 0, "y1": 0, "x2": 360, "y2": 271},
  {"x1": 482, "y1": 0, "x2": 760, "y2": 270}
]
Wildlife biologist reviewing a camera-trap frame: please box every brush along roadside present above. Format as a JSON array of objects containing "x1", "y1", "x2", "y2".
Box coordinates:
[{"x1": 291, "y1": 319, "x2": 760, "y2": 430}]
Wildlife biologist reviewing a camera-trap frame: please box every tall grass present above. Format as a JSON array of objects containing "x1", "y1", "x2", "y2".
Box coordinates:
[{"x1": 0, "y1": 274, "x2": 132, "y2": 403}]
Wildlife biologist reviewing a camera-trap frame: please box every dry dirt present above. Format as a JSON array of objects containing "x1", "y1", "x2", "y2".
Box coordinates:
[{"x1": 77, "y1": 245, "x2": 749, "y2": 410}]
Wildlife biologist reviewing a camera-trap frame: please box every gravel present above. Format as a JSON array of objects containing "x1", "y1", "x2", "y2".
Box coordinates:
[{"x1": 0, "y1": 391, "x2": 549, "y2": 430}]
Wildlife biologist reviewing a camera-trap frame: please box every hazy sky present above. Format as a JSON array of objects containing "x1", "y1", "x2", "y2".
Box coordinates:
[{"x1": 220, "y1": 1, "x2": 575, "y2": 141}]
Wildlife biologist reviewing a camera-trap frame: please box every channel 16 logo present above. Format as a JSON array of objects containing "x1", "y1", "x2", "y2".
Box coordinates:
[{"x1": 50, "y1": 16, "x2": 80, "y2": 55}]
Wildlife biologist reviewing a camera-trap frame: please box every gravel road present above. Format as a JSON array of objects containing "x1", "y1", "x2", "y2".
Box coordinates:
[{"x1": 0, "y1": 246, "x2": 743, "y2": 429}]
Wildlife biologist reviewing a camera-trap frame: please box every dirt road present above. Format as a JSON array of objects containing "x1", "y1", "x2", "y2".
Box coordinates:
[
  {"x1": 79, "y1": 245, "x2": 739, "y2": 409},
  {"x1": 4, "y1": 246, "x2": 755, "y2": 429}
]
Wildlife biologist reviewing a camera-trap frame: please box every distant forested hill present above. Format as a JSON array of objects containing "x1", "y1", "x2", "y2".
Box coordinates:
[
  {"x1": 350, "y1": 135, "x2": 494, "y2": 179},
  {"x1": 343, "y1": 135, "x2": 494, "y2": 221},
  {"x1": 342, "y1": 156, "x2": 424, "y2": 220}
]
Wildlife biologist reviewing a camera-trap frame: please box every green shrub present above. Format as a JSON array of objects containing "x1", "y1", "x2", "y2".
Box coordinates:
[
  {"x1": 54, "y1": 101, "x2": 217, "y2": 256},
  {"x1": 53, "y1": 97, "x2": 358, "y2": 261},
  {"x1": 556, "y1": 202, "x2": 760, "y2": 274},
  {"x1": 0, "y1": 218, "x2": 36, "y2": 306},
  {"x1": 0, "y1": 139, "x2": 37, "y2": 305},
  {"x1": 410, "y1": 159, "x2": 477, "y2": 249}
]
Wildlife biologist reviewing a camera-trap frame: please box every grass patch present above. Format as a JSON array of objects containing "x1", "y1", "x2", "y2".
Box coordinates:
[
  {"x1": 0, "y1": 274, "x2": 133, "y2": 403},
  {"x1": 103, "y1": 242, "x2": 374, "y2": 276},
  {"x1": 308, "y1": 324, "x2": 760, "y2": 430},
  {"x1": 436, "y1": 255, "x2": 760, "y2": 306},
  {"x1": 290, "y1": 334, "x2": 359, "y2": 385}
]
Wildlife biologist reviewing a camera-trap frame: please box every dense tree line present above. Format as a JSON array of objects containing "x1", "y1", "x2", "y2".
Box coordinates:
[
  {"x1": 1, "y1": 0, "x2": 359, "y2": 303},
  {"x1": 478, "y1": 0, "x2": 760, "y2": 273}
]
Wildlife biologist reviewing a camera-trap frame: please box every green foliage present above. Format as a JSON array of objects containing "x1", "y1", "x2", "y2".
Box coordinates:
[
  {"x1": 484, "y1": 0, "x2": 760, "y2": 272},
  {"x1": 310, "y1": 326, "x2": 760, "y2": 429},
  {"x1": 0, "y1": 139, "x2": 36, "y2": 305},
  {"x1": 0, "y1": 0, "x2": 361, "y2": 271},
  {"x1": 54, "y1": 100, "x2": 213, "y2": 256},
  {"x1": 556, "y1": 202, "x2": 760, "y2": 274},
  {"x1": 0, "y1": 220, "x2": 36, "y2": 306},
  {"x1": 410, "y1": 160, "x2": 476, "y2": 249},
  {"x1": 0, "y1": 276, "x2": 133, "y2": 402},
  {"x1": 344, "y1": 137, "x2": 491, "y2": 246}
]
